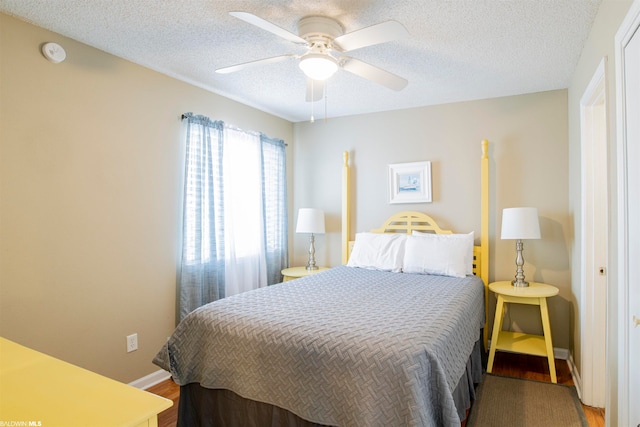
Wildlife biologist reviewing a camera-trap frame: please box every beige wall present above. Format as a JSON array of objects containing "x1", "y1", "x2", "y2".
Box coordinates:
[
  {"x1": 293, "y1": 90, "x2": 572, "y2": 349},
  {"x1": 0, "y1": 14, "x2": 293, "y2": 383},
  {"x1": 566, "y1": 0, "x2": 633, "y2": 424},
  {"x1": 2, "y1": 4, "x2": 631, "y2": 411}
]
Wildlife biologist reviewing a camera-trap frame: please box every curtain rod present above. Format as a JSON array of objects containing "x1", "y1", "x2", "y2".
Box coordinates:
[{"x1": 180, "y1": 114, "x2": 288, "y2": 146}]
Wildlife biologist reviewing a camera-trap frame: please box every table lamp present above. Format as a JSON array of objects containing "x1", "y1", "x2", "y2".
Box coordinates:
[
  {"x1": 296, "y1": 208, "x2": 325, "y2": 270},
  {"x1": 501, "y1": 207, "x2": 541, "y2": 287}
]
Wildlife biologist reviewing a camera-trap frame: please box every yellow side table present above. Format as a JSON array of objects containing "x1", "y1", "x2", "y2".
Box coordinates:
[
  {"x1": 487, "y1": 281, "x2": 559, "y2": 383},
  {"x1": 281, "y1": 266, "x2": 330, "y2": 281}
]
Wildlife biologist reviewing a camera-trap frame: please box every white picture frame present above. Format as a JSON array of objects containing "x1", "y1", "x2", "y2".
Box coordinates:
[{"x1": 388, "y1": 161, "x2": 432, "y2": 204}]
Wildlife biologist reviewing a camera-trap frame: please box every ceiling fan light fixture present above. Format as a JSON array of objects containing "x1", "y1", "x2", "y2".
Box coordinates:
[{"x1": 299, "y1": 53, "x2": 338, "y2": 81}]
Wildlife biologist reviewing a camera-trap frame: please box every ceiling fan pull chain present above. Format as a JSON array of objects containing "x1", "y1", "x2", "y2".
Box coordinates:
[
  {"x1": 310, "y1": 79, "x2": 315, "y2": 123},
  {"x1": 324, "y1": 84, "x2": 328, "y2": 123}
]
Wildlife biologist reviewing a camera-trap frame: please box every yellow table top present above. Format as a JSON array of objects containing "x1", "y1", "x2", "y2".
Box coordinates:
[
  {"x1": 489, "y1": 281, "x2": 559, "y2": 298},
  {"x1": 281, "y1": 266, "x2": 330, "y2": 277},
  {"x1": 0, "y1": 337, "x2": 172, "y2": 427}
]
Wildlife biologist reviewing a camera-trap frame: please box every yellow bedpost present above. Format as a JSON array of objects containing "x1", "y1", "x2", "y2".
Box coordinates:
[
  {"x1": 342, "y1": 151, "x2": 351, "y2": 264},
  {"x1": 481, "y1": 139, "x2": 490, "y2": 350}
]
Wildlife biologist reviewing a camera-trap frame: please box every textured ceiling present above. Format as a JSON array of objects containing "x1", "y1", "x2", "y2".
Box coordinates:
[{"x1": 1, "y1": 0, "x2": 602, "y2": 122}]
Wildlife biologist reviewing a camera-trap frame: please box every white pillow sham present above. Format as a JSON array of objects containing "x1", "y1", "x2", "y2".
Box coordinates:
[
  {"x1": 347, "y1": 232, "x2": 407, "y2": 272},
  {"x1": 406, "y1": 231, "x2": 474, "y2": 277}
]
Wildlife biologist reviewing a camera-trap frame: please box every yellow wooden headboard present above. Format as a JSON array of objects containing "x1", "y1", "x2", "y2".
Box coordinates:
[
  {"x1": 370, "y1": 211, "x2": 453, "y2": 234},
  {"x1": 341, "y1": 140, "x2": 490, "y2": 348}
]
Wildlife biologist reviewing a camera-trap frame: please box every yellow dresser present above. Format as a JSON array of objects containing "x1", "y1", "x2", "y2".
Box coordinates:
[{"x1": 0, "y1": 337, "x2": 172, "y2": 427}]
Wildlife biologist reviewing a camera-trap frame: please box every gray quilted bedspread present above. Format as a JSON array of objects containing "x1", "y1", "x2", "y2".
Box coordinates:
[{"x1": 153, "y1": 266, "x2": 485, "y2": 427}]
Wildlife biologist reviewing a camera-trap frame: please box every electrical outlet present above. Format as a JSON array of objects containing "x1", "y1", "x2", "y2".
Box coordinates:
[{"x1": 126, "y1": 333, "x2": 138, "y2": 353}]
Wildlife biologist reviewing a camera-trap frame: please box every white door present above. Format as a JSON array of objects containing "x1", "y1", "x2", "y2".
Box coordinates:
[
  {"x1": 626, "y1": 30, "x2": 640, "y2": 426},
  {"x1": 615, "y1": 1, "x2": 640, "y2": 425},
  {"x1": 580, "y1": 59, "x2": 607, "y2": 408}
]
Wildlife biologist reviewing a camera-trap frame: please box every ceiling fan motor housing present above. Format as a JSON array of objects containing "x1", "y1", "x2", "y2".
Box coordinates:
[{"x1": 297, "y1": 16, "x2": 344, "y2": 51}]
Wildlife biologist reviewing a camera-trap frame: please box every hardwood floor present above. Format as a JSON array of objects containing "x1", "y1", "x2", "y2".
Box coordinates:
[
  {"x1": 147, "y1": 376, "x2": 179, "y2": 427},
  {"x1": 147, "y1": 352, "x2": 605, "y2": 427}
]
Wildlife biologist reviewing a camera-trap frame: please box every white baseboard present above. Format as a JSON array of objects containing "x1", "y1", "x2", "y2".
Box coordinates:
[
  {"x1": 553, "y1": 347, "x2": 570, "y2": 360},
  {"x1": 128, "y1": 369, "x2": 171, "y2": 390},
  {"x1": 566, "y1": 352, "x2": 583, "y2": 400}
]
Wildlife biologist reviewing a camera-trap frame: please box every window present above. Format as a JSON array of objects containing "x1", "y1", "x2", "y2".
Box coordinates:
[{"x1": 178, "y1": 114, "x2": 288, "y2": 319}]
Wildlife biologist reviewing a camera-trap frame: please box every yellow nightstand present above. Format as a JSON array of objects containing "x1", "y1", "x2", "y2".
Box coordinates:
[
  {"x1": 281, "y1": 266, "x2": 330, "y2": 281},
  {"x1": 487, "y1": 281, "x2": 559, "y2": 383}
]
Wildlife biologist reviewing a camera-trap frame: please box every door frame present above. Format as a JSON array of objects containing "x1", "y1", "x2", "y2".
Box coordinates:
[
  {"x1": 579, "y1": 57, "x2": 608, "y2": 408},
  {"x1": 615, "y1": 0, "x2": 640, "y2": 425}
]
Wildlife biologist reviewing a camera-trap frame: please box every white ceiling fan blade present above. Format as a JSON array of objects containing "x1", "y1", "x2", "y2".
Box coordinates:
[
  {"x1": 216, "y1": 54, "x2": 296, "y2": 74},
  {"x1": 230, "y1": 12, "x2": 307, "y2": 45},
  {"x1": 341, "y1": 57, "x2": 408, "y2": 91},
  {"x1": 333, "y1": 21, "x2": 409, "y2": 52},
  {"x1": 305, "y1": 78, "x2": 325, "y2": 102}
]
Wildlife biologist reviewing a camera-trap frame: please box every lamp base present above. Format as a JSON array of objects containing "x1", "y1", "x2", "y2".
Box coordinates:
[
  {"x1": 306, "y1": 233, "x2": 318, "y2": 271},
  {"x1": 511, "y1": 239, "x2": 530, "y2": 287}
]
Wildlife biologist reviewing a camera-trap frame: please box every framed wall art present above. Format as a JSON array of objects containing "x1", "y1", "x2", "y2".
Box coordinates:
[{"x1": 388, "y1": 161, "x2": 432, "y2": 204}]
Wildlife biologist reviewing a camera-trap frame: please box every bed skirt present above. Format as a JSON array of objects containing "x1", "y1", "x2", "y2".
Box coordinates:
[{"x1": 176, "y1": 336, "x2": 484, "y2": 427}]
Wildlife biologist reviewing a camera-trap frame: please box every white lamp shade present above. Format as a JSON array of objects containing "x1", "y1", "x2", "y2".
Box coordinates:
[
  {"x1": 296, "y1": 208, "x2": 325, "y2": 234},
  {"x1": 501, "y1": 207, "x2": 541, "y2": 240},
  {"x1": 299, "y1": 54, "x2": 338, "y2": 81}
]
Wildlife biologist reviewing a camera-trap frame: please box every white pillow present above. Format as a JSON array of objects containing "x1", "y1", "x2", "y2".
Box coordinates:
[
  {"x1": 347, "y1": 232, "x2": 407, "y2": 272},
  {"x1": 405, "y1": 232, "x2": 474, "y2": 277}
]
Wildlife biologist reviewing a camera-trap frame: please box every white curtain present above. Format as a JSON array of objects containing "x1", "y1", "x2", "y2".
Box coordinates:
[
  {"x1": 222, "y1": 126, "x2": 267, "y2": 297},
  {"x1": 178, "y1": 113, "x2": 288, "y2": 320}
]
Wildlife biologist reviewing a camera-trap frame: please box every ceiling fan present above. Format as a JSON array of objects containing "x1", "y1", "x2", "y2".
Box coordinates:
[{"x1": 216, "y1": 12, "x2": 409, "y2": 102}]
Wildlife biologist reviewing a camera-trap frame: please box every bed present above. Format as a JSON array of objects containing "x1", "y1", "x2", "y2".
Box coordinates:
[{"x1": 154, "y1": 140, "x2": 491, "y2": 426}]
